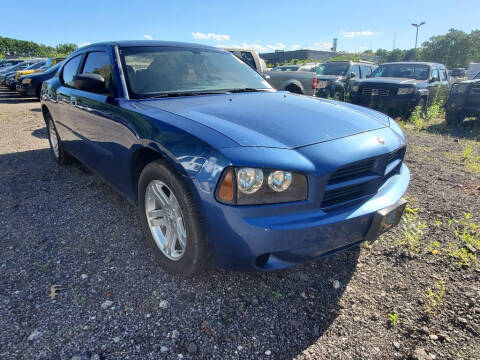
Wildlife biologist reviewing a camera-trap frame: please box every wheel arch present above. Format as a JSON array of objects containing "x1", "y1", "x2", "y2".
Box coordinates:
[{"x1": 283, "y1": 80, "x2": 304, "y2": 94}]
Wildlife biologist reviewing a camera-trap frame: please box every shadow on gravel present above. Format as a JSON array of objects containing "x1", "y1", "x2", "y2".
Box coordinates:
[
  {"x1": 31, "y1": 127, "x2": 47, "y2": 139},
  {"x1": 0, "y1": 87, "x2": 38, "y2": 104},
  {"x1": 0, "y1": 148, "x2": 360, "y2": 359},
  {"x1": 424, "y1": 118, "x2": 480, "y2": 140}
]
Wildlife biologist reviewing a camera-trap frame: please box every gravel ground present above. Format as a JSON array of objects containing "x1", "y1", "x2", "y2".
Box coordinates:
[{"x1": 0, "y1": 86, "x2": 479, "y2": 360}]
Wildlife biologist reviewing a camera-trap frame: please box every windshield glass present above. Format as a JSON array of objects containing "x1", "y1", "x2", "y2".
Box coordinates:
[
  {"x1": 370, "y1": 63, "x2": 430, "y2": 80},
  {"x1": 474, "y1": 72, "x2": 480, "y2": 79},
  {"x1": 315, "y1": 63, "x2": 349, "y2": 76},
  {"x1": 272, "y1": 66, "x2": 300, "y2": 71},
  {"x1": 120, "y1": 47, "x2": 271, "y2": 98}
]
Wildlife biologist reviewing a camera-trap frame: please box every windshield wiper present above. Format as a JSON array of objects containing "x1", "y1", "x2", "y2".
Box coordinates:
[
  {"x1": 227, "y1": 88, "x2": 266, "y2": 93},
  {"x1": 148, "y1": 90, "x2": 229, "y2": 98}
]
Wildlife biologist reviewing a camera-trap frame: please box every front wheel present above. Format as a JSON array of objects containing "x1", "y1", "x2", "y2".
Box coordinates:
[
  {"x1": 445, "y1": 111, "x2": 463, "y2": 127},
  {"x1": 138, "y1": 160, "x2": 209, "y2": 276}
]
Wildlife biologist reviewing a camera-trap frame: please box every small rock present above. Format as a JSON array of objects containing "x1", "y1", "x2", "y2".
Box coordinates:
[
  {"x1": 465, "y1": 245, "x2": 477, "y2": 254},
  {"x1": 90, "y1": 354, "x2": 101, "y2": 360},
  {"x1": 160, "y1": 346, "x2": 168, "y2": 352},
  {"x1": 178, "y1": 355, "x2": 183, "y2": 359},
  {"x1": 113, "y1": 337, "x2": 120, "y2": 343},
  {"x1": 438, "y1": 333, "x2": 451, "y2": 342},
  {"x1": 265, "y1": 350, "x2": 272, "y2": 356},
  {"x1": 27, "y1": 330, "x2": 42, "y2": 341},
  {"x1": 412, "y1": 347, "x2": 429, "y2": 360},
  {"x1": 457, "y1": 317, "x2": 468, "y2": 325},
  {"x1": 332, "y1": 280, "x2": 340, "y2": 289},
  {"x1": 393, "y1": 341, "x2": 400, "y2": 350},
  {"x1": 353, "y1": 316, "x2": 361, "y2": 322},
  {"x1": 171, "y1": 329, "x2": 180, "y2": 339},
  {"x1": 80, "y1": 274, "x2": 88, "y2": 280},
  {"x1": 70, "y1": 354, "x2": 89, "y2": 360},
  {"x1": 187, "y1": 343, "x2": 197, "y2": 353},
  {"x1": 159, "y1": 300, "x2": 169, "y2": 309},
  {"x1": 101, "y1": 300, "x2": 113, "y2": 310},
  {"x1": 429, "y1": 334, "x2": 438, "y2": 341},
  {"x1": 419, "y1": 326, "x2": 430, "y2": 334},
  {"x1": 237, "y1": 345, "x2": 243, "y2": 351}
]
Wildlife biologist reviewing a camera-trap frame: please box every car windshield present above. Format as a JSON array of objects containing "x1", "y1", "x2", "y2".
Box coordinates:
[
  {"x1": 370, "y1": 64, "x2": 430, "y2": 80},
  {"x1": 474, "y1": 72, "x2": 480, "y2": 79},
  {"x1": 26, "y1": 62, "x2": 46, "y2": 70},
  {"x1": 38, "y1": 58, "x2": 55, "y2": 71},
  {"x1": 314, "y1": 63, "x2": 349, "y2": 76},
  {"x1": 120, "y1": 47, "x2": 272, "y2": 98},
  {"x1": 43, "y1": 62, "x2": 63, "y2": 74},
  {"x1": 272, "y1": 66, "x2": 300, "y2": 71}
]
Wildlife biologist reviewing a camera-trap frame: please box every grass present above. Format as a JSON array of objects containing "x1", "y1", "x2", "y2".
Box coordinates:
[
  {"x1": 70, "y1": 285, "x2": 87, "y2": 305},
  {"x1": 387, "y1": 312, "x2": 398, "y2": 326},
  {"x1": 425, "y1": 281, "x2": 445, "y2": 315},
  {"x1": 272, "y1": 290, "x2": 283, "y2": 299},
  {"x1": 399, "y1": 204, "x2": 427, "y2": 252}
]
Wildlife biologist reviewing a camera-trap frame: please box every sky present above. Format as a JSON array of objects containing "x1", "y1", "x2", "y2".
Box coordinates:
[{"x1": 1, "y1": 0, "x2": 479, "y2": 53}]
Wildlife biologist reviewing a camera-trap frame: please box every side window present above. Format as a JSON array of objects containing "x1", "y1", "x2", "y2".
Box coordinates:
[
  {"x1": 431, "y1": 68, "x2": 439, "y2": 81},
  {"x1": 360, "y1": 65, "x2": 371, "y2": 78},
  {"x1": 350, "y1": 65, "x2": 360, "y2": 78},
  {"x1": 61, "y1": 55, "x2": 82, "y2": 87},
  {"x1": 438, "y1": 68, "x2": 445, "y2": 81},
  {"x1": 81, "y1": 51, "x2": 113, "y2": 91}
]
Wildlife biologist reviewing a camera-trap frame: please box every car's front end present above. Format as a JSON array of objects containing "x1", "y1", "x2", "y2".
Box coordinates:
[
  {"x1": 190, "y1": 114, "x2": 407, "y2": 270},
  {"x1": 16, "y1": 75, "x2": 38, "y2": 96},
  {"x1": 314, "y1": 75, "x2": 345, "y2": 98},
  {"x1": 350, "y1": 79, "x2": 426, "y2": 113},
  {"x1": 446, "y1": 80, "x2": 480, "y2": 118}
]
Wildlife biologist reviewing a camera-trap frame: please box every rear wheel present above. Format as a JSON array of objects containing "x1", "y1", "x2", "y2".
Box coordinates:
[
  {"x1": 285, "y1": 84, "x2": 302, "y2": 94},
  {"x1": 445, "y1": 111, "x2": 464, "y2": 127},
  {"x1": 138, "y1": 160, "x2": 209, "y2": 276},
  {"x1": 46, "y1": 113, "x2": 73, "y2": 165}
]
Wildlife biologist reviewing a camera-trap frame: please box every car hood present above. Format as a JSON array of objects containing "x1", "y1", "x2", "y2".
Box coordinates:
[
  {"x1": 360, "y1": 77, "x2": 423, "y2": 85},
  {"x1": 142, "y1": 91, "x2": 389, "y2": 149}
]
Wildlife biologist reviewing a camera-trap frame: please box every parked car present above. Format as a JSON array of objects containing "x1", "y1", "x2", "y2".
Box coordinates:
[
  {"x1": 1, "y1": 61, "x2": 42, "y2": 86},
  {"x1": 350, "y1": 62, "x2": 450, "y2": 116},
  {"x1": 266, "y1": 67, "x2": 317, "y2": 95},
  {"x1": 445, "y1": 72, "x2": 480, "y2": 126},
  {"x1": 41, "y1": 41, "x2": 409, "y2": 276},
  {"x1": 7, "y1": 61, "x2": 46, "y2": 90},
  {"x1": 450, "y1": 68, "x2": 466, "y2": 78},
  {"x1": 15, "y1": 57, "x2": 63, "y2": 81},
  {"x1": 0, "y1": 59, "x2": 24, "y2": 69},
  {"x1": 224, "y1": 48, "x2": 267, "y2": 73},
  {"x1": 314, "y1": 60, "x2": 377, "y2": 101},
  {"x1": 17, "y1": 61, "x2": 63, "y2": 98},
  {"x1": 467, "y1": 63, "x2": 480, "y2": 80}
]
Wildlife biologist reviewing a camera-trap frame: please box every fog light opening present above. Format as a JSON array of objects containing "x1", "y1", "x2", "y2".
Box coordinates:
[{"x1": 255, "y1": 253, "x2": 270, "y2": 268}]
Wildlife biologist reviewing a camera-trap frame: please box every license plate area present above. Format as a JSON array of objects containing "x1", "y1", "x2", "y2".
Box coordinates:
[{"x1": 364, "y1": 199, "x2": 407, "y2": 241}]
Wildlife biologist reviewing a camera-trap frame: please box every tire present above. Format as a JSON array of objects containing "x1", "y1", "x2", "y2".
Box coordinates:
[
  {"x1": 45, "y1": 112, "x2": 73, "y2": 165},
  {"x1": 445, "y1": 111, "x2": 463, "y2": 127},
  {"x1": 138, "y1": 160, "x2": 209, "y2": 277},
  {"x1": 333, "y1": 91, "x2": 343, "y2": 101},
  {"x1": 285, "y1": 84, "x2": 302, "y2": 94},
  {"x1": 417, "y1": 97, "x2": 427, "y2": 119},
  {"x1": 35, "y1": 85, "x2": 42, "y2": 99}
]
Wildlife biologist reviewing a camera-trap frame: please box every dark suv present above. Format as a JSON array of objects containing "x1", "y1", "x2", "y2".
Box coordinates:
[
  {"x1": 314, "y1": 60, "x2": 377, "y2": 101},
  {"x1": 445, "y1": 72, "x2": 480, "y2": 125},
  {"x1": 350, "y1": 62, "x2": 450, "y2": 116}
]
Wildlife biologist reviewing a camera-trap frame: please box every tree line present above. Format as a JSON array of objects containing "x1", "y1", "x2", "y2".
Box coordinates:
[
  {"x1": 0, "y1": 36, "x2": 78, "y2": 59},
  {"x1": 366, "y1": 29, "x2": 480, "y2": 68}
]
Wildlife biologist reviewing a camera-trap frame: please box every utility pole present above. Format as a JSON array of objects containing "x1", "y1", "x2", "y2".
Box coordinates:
[{"x1": 412, "y1": 22, "x2": 425, "y2": 62}]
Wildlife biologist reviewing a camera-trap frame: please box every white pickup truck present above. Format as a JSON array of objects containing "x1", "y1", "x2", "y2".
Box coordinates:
[{"x1": 224, "y1": 48, "x2": 267, "y2": 73}]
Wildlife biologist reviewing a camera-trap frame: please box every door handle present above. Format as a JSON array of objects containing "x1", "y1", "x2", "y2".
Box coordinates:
[{"x1": 71, "y1": 96, "x2": 77, "y2": 107}]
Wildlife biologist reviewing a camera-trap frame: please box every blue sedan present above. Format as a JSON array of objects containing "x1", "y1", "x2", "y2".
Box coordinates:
[{"x1": 41, "y1": 41, "x2": 409, "y2": 276}]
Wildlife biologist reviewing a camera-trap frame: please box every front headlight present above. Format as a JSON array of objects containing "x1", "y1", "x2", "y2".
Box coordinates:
[
  {"x1": 351, "y1": 84, "x2": 359, "y2": 93},
  {"x1": 22, "y1": 78, "x2": 31, "y2": 84},
  {"x1": 397, "y1": 87, "x2": 414, "y2": 95},
  {"x1": 216, "y1": 167, "x2": 308, "y2": 205},
  {"x1": 451, "y1": 83, "x2": 468, "y2": 94}
]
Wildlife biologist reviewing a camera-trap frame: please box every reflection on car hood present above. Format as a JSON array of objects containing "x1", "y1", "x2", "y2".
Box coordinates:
[
  {"x1": 360, "y1": 77, "x2": 423, "y2": 85},
  {"x1": 141, "y1": 92, "x2": 389, "y2": 149}
]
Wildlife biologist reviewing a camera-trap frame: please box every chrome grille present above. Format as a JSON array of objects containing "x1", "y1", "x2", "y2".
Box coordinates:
[{"x1": 362, "y1": 87, "x2": 390, "y2": 97}]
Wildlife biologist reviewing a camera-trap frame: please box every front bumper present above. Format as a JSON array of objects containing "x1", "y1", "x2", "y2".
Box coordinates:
[
  {"x1": 447, "y1": 94, "x2": 480, "y2": 117},
  {"x1": 16, "y1": 83, "x2": 36, "y2": 96},
  {"x1": 193, "y1": 127, "x2": 409, "y2": 271},
  {"x1": 351, "y1": 94, "x2": 419, "y2": 111}
]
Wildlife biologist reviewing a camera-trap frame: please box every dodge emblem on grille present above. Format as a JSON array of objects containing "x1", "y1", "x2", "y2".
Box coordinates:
[{"x1": 376, "y1": 137, "x2": 385, "y2": 145}]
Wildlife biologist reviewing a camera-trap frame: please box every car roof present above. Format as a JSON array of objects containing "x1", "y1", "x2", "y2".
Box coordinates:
[
  {"x1": 382, "y1": 61, "x2": 445, "y2": 68},
  {"x1": 78, "y1": 40, "x2": 219, "y2": 51}
]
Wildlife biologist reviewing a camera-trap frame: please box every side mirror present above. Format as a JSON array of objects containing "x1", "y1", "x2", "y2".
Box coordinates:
[
  {"x1": 73, "y1": 73, "x2": 107, "y2": 93},
  {"x1": 349, "y1": 72, "x2": 356, "y2": 79},
  {"x1": 429, "y1": 77, "x2": 439, "y2": 83},
  {"x1": 264, "y1": 74, "x2": 271, "y2": 80}
]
